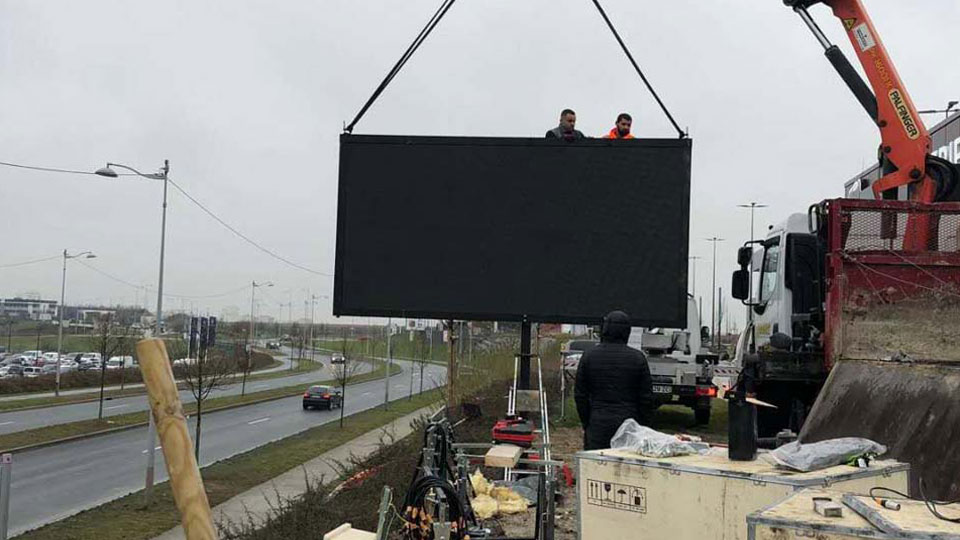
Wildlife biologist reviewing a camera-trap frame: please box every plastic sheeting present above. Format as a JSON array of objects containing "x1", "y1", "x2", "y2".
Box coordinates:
[
  {"x1": 768, "y1": 438, "x2": 886, "y2": 472},
  {"x1": 609, "y1": 419, "x2": 709, "y2": 457}
]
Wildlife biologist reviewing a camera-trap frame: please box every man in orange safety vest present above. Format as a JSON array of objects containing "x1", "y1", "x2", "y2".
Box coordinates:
[{"x1": 603, "y1": 113, "x2": 634, "y2": 139}]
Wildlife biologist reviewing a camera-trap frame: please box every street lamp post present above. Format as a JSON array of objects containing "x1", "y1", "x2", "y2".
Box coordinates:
[
  {"x1": 94, "y1": 159, "x2": 169, "y2": 503},
  {"x1": 246, "y1": 281, "x2": 274, "y2": 393},
  {"x1": 918, "y1": 100, "x2": 959, "y2": 120},
  {"x1": 705, "y1": 237, "x2": 725, "y2": 350},
  {"x1": 688, "y1": 256, "x2": 702, "y2": 297},
  {"x1": 737, "y1": 202, "x2": 767, "y2": 324},
  {"x1": 56, "y1": 250, "x2": 96, "y2": 397}
]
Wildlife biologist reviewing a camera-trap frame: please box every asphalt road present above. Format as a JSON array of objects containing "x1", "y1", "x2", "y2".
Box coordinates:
[
  {"x1": 8, "y1": 359, "x2": 448, "y2": 536},
  {"x1": 0, "y1": 348, "x2": 361, "y2": 435}
]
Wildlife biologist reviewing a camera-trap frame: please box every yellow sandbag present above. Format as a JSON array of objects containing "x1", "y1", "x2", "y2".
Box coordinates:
[
  {"x1": 471, "y1": 494, "x2": 498, "y2": 520},
  {"x1": 470, "y1": 469, "x2": 491, "y2": 496}
]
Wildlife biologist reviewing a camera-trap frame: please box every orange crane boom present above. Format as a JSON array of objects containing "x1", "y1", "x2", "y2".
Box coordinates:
[{"x1": 785, "y1": 0, "x2": 958, "y2": 249}]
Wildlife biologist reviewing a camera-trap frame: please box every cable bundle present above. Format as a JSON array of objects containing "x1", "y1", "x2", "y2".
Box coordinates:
[{"x1": 401, "y1": 474, "x2": 469, "y2": 540}]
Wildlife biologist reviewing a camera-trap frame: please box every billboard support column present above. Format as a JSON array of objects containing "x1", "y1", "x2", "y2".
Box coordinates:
[
  {"x1": 446, "y1": 319, "x2": 457, "y2": 413},
  {"x1": 519, "y1": 320, "x2": 531, "y2": 390}
]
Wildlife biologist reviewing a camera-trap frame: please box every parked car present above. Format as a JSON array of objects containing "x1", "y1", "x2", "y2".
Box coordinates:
[
  {"x1": 0, "y1": 356, "x2": 22, "y2": 366},
  {"x1": 41, "y1": 352, "x2": 60, "y2": 365},
  {"x1": 302, "y1": 385, "x2": 342, "y2": 410},
  {"x1": 78, "y1": 360, "x2": 101, "y2": 372},
  {"x1": 330, "y1": 353, "x2": 345, "y2": 365},
  {"x1": 80, "y1": 352, "x2": 101, "y2": 363},
  {"x1": 59, "y1": 361, "x2": 79, "y2": 372},
  {"x1": 106, "y1": 356, "x2": 134, "y2": 370},
  {"x1": 22, "y1": 366, "x2": 42, "y2": 378},
  {"x1": 0, "y1": 365, "x2": 22, "y2": 378},
  {"x1": 41, "y1": 364, "x2": 59, "y2": 375}
]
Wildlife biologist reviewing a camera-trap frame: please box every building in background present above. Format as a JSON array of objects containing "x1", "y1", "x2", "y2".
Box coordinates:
[{"x1": 0, "y1": 297, "x2": 58, "y2": 321}]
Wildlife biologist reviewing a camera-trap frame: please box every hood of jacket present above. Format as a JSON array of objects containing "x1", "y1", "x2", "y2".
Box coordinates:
[{"x1": 600, "y1": 310, "x2": 631, "y2": 344}]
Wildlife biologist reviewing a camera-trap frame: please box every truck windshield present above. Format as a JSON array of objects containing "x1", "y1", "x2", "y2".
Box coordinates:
[{"x1": 759, "y1": 241, "x2": 781, "y2": 304}]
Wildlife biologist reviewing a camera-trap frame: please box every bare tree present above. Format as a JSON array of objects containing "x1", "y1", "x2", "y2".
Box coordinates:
[
  {"x1": 95, "y1": 314, "x2": 133, "y2": 420},
  {"x1": 333, "y1": 329, "x2": 363, "y2": 428},
  {"x1": 176, "y1": 343, "x2": 234, "y2": 460},
  {"x1": 239, "y1": 327, "x2": 253, "y2": 396},
  {"x1": 416, "y1": 330, "x2": 429, "y2": 396}
]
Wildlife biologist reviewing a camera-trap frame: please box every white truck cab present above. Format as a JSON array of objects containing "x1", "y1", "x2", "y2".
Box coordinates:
[{"x1": 628, "y1": 295, "x2": 718, "y2": 425}]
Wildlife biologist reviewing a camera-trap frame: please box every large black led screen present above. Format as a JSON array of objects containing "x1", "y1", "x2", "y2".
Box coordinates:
[{"x1": 335, "y1": 135, "x2": 691, "y2": 327}]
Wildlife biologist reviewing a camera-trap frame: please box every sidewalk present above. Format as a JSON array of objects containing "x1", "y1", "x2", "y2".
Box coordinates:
[{"x1": 152, "y1": 404, "x2": 438, "y2": 540}]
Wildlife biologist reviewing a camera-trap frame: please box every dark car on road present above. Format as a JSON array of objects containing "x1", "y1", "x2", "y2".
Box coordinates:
[{"x1": 302, "y1": 385, "x2": 342, "y2": 410}]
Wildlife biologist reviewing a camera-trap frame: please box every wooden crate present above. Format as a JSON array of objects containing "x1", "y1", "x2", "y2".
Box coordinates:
[
  {"x1": 576, "y1": 449, "x2": 908, "y2": 540},
  {"x1": 748, "y1": 489, "x2": 960, "y2": 540}
]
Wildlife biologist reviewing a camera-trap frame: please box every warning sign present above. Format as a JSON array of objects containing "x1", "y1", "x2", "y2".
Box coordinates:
[
  {"x1": 586, "y1": 479, "x2": 646, "y2": 514},
  {"x1": 843, "y1": 18, "x2": 857, "y2": 30},
  {"x1": 853, "y1": 23, "x2": 876, "y2": 52}
]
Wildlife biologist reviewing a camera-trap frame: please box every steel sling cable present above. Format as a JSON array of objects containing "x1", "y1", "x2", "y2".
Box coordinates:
[
  {"x1": 589, "y1": 0, "x2": 687, "y2": 138},
  {"x1": 344, "y1": 0, "x2": 459, "y2": 134}
]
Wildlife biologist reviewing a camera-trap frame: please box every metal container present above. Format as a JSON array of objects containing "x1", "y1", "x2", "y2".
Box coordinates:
[{"x1": 576, "y1": 449, "x2": 908, "y2": 540}]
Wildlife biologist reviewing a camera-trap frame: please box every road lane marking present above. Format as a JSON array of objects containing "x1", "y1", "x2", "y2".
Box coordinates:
[
  {"x1": 0, "y1": 421, "x2": 14, "y2": 426},
  {"x1": 361, "y1": 392, "x2": 372, "y2": 396},
  {"x1": 248, "y1": 417, "x2": 271, "y2": 425},
  {"x1": 141, "y1": 446, "x2": 162, "y2": 454},
  {"x1": 104, "y1": 404, "x2": 128, "y2": 410}
]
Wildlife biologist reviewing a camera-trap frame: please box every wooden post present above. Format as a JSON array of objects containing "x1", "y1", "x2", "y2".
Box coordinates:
[{"x1": 136, "y1": 338, "x2": 217, "y2": 540}]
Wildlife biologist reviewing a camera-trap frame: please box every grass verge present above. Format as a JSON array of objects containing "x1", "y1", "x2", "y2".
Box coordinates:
[
  {"x1": 19, "y1": 388, "x2": 444, "y2": 540},
  {"x1": 554, "y1": 394, "x2": 728, "y2": 443},
  {"x1": 0, "y1": 361, "x2": 400, "y2": 451}
]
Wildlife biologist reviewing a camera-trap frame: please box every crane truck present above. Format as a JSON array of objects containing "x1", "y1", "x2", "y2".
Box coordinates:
[{"x1": 729, "y1": 0, "x2": 960, "y2": 497}]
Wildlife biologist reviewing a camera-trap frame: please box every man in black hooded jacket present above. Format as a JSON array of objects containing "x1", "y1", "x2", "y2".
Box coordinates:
[{"x1": 574, "y1": 310, "x2": 654, "y2": 450}]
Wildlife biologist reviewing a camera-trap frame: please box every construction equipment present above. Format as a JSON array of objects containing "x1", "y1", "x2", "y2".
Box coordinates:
[{"x1": 729, "y1": 0, "x2": 960, "y2": 498}]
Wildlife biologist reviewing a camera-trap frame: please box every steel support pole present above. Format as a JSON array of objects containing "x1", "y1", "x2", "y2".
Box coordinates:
[
  {"x1": 384, "y1": 318, "x2": 391, "y2": 408},
  {"x1": 144, "y1": 159, "x2": 169, "y2": 504},
  {"x1": 56, "y1": 251, "x2": 67, "y2": 397},
  {"x1": 519, "y1": 320, "x2": 532, "y2": 390},
  {"x1": 0, "y1": 454, "x2": 10, "y2": 540}
]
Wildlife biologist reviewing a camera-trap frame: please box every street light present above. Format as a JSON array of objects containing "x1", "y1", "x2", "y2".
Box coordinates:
[
  {"x1": 737, "y1": 202, "x2": 768, "y2": 244},
  {"x1": 688, "y1": 256, "x2": 703, "y2": 296},
  {"x1": 95, "y1": 159, "x2": 169, "y2": 503},
  {"x1": 705, "y1": 237, "x2": 725, "y2": 350},
  {"x1": 918, "y1": 100, "x2": 959, "y2": 120},
  {"x1": 56, "y1": 250, "x2": 96, "y2": 397},
  {"x1": 250, "y1": 281, "x2": 274, "y2": 347},
  {"x1": 737, "y1": 202, "x2": 767, "y2": 325}
]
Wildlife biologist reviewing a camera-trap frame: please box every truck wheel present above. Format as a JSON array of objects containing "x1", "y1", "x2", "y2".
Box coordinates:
[{"x1": 694, "y1": 407, "x2": 711, "y2": 425}]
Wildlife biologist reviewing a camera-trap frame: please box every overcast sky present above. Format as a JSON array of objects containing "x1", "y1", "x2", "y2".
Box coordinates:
[{"x1": 1, "y1": 0, "x2": 958, "y2": 327}]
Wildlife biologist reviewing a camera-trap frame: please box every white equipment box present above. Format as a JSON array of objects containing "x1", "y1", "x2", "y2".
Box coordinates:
[
  {"x1": 748, "y1": 488, "x2": 960, "y2": 539},
  {"x1": 576, "y1": 449, "x2": 908, "y2": 540}
]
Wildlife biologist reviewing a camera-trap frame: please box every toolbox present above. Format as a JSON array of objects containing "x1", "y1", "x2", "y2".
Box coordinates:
[{"x1": 492, "y1": 418, "x2": 536, "y2": 447}]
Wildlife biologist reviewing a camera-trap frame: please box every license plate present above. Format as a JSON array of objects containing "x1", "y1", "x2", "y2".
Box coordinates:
[{"x1": 653, "y1": 385, "x2": 672, "y2": 394}]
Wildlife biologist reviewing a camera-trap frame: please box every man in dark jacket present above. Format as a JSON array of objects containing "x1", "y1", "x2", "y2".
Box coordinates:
[
  {"x1": 545, "y1": 109, "x2": 586, "y2": 141},
  {"x1": 574, "y1": 310, "x2": 654, "y2": 450}
]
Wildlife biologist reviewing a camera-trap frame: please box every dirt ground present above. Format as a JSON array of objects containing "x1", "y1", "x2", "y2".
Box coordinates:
[
  {"x1": 479, "y1": 400, "x2": 728, "y2": 540},
  {"x1": 480, "y1": 425, "x2": 581, "y2": 540}
]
